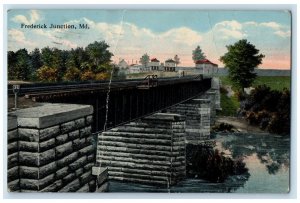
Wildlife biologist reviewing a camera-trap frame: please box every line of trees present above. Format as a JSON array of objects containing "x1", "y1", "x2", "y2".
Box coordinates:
[{"x1": 8, "y1": 41, "x2": 115, "y2": 82}]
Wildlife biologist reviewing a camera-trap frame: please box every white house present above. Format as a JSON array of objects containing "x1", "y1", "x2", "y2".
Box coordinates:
[
  {"x1": 128, "y1": 64, "x2": 142, "y2": 74},
  {"x1": 164, "y1": 59, "x2": 176, "y2": 71},
  {"x1": 195, "y1": 59, "x2": 218, "y2": 75},
  {"x1": 148, "y1": 58, "x2": 160, "y2": 71},
  {"x1": 118, "y1": 59, "x2": 128, "y2": 70}
]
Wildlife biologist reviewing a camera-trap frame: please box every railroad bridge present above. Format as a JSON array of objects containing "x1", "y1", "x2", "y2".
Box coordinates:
[{"x1": 7, "y1": 75, "x2": 221, "y2": 192}]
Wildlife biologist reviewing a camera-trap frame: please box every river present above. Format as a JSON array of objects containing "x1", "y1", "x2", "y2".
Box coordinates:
[{"x1": 108, "y1": 133, "x2": 290, "y2": 193}]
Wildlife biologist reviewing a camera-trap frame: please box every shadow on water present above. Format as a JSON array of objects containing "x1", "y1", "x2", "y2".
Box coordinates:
[{"x1": 108, "y1": 133, "x2": 290, "y2": 193}]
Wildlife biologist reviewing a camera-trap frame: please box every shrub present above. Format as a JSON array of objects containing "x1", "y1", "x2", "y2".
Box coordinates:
[
  {"x1": 36, "y1": 65, "x2": 59, "y2": 82},
  {"x1": 241, "y1": 85, "x2": 290, "y2": 135},
  {"x1": 80, "y1": 70, "x2": 95, "y2": 81},
  {"x1": 63, "y1": 67, "x2": 81, "y2": 81},
  {"x1": 95, "y1": 72, "x2": 110, "y2": 80}
]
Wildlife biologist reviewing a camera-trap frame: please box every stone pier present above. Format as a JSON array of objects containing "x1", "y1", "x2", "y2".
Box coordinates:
[
  {"x1": 96, "y1": 113, "x2": 186, "y2": 186},
  {"x1": 167, "y1": 98, "x2": 211, "y2": 143},
  {"x1": 7, "y1": 103, "x2": 108, "y2": 192}
]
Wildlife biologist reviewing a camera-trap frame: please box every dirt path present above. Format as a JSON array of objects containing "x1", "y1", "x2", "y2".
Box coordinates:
[{"x1": 215, "y1": 116, "x2": 265, "y2": 133}]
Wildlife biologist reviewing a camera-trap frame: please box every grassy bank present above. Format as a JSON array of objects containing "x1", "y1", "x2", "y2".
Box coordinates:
[
  {"x1": 219, "y1": 76, "x2": 291, "y2": 91},
  {"x1": 217, "y1": 91, "x2": 240, "y2": 116}
]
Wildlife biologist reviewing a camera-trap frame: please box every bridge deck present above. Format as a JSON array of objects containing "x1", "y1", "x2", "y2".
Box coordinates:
[{"x1": 9, "y1": 75, "x2": 212, "y2": 132}]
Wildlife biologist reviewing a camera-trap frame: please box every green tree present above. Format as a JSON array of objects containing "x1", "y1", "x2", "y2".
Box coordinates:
[
  {"x1": 41, "y1": 47, "x2": 53, "y2": 67},
  {"x1": 220, "y1": 39, "x2": 265, "y2": 91},
  {"x1": 8, "y1": 51, "x2": 17, "y2": 80},
  {"x1": 30, "y1": 48, "x2": 43, "y2": 80},
  {"x1": 85, "y1": 41, "x2": 113, "y2": 67},
  {"x1": 192, "y1": 45, "x2": 206, "y2": 62},
  {"x1": 14, "y1": 49, "x2": 31, "y2": 80},
  {"x1": 67, "y1": 47, "x2": 88, "y2": 69},
  {"x1": 139, "y1": 53, "x2": 150, "y2": 67}
]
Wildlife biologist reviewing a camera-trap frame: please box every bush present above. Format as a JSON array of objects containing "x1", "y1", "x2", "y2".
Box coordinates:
[
  {"x1": 36, "y1": 65, "x2": 59, "y2": 82},
  {"x1": 80, "y1": 70, "x2": 95, "y2": 81},
  {"x1": 241, "y1": 85, "x2": 290, "y2": 135},
  {"x1": 63, "y1": 67, "x2": 81, "y2": 81},
  {"x1": 95, "y1": 72, "x2": 110, "y2": 80}
]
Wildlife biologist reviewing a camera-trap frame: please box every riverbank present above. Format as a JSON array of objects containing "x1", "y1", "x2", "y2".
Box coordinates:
[{"x1": 215, "y1": 116, "x2": 265, "y2": 133}]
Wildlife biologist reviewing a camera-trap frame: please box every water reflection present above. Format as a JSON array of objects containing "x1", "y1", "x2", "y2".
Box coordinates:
[
  {"x1": 108, "y1": 133, "x2": 290, "y2": 193},
  {"x1": 215, "y1": 133, "x2": 290, "y2": 175}
]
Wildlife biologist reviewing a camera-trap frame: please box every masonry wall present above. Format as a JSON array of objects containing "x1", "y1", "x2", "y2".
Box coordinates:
[
  {"x1": 211, "y1": 77, "x2": 221, "y2": 111},
  {"x1": 167, "y1": 98, "x2": 211, "y2": 143},
  {"x1": 97, "y1": 113, "x2": 186, "y2": 186},
  {"x1": 7, "y1": 103, "x2": 107, "y2": 192},
  {"x1": 7, "y1": 115, "x2": 20, "y2": 191}
]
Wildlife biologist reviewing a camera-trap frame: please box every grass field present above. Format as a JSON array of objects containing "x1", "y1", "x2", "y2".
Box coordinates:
[{"x1": 219, "y1": 76, "x2": 291, "y2": 91}]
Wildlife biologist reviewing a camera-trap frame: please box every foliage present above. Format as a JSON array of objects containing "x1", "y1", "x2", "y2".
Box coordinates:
[
  {"x1": 8, "y1": 41, "x2": 114, "y2": 82},
  {"x1": 240, "y1": 85, "x2": 290, "y2": 134},
  {"x1": 36, "y1": 65, "x2": 59, "y2": 82},
  {"x1": 220, "y1": 39, "x2": 265, "y2": 91},
  {"x1": 174, "y1": 54, "x2": 180, "y2": 66},
  {"x1": 95, "y1": 72, "x2": 110, "y2": 80},
  {"x1": 85, "y1": 41, "x2": 113, "y2": 67},
  {"x1": 80, "y1": 70, "x2": 95, "y2": 81},
  {"x1": 30, "y1": 48, "x2": 43, "y2": 72},
  {"x1": 139, "y1": 53, "x2": 150, "y2": 67},
  {"x1": 192, "y1": 45, "x2": 206, "y2": 62},
  {"x1": 11, "y1": 49, "x2": 32, "y2": 80},
  {"x1": 63, "y1": 67, "x2": 81, "y2": 81}
]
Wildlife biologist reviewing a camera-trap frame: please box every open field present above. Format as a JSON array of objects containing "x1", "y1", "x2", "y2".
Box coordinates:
[{"x1": 219, "y1": 76, "x2": 291, "y2": 91}]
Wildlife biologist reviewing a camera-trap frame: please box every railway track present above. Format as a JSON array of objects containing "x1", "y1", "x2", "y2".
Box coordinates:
[{"x1": 8, "y1": 75, "x2": 204, "y2": 101}]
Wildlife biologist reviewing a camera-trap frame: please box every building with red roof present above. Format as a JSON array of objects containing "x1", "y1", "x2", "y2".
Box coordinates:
[
  {"x1": 195, "y1": 59, "x2": 218, "y2": 75},
  {"x1": 148, "y1": 58, "x2": 161, "y2": 71}
]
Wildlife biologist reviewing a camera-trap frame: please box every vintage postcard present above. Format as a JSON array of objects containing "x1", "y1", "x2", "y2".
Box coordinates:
[{"x1": 7, "y1": 9, "x2": 291, "y2": 193}]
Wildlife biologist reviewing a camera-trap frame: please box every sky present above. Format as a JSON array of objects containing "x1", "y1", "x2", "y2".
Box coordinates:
[{"x1": 7, "y1": 9, "x2": 291, "y2": 69}]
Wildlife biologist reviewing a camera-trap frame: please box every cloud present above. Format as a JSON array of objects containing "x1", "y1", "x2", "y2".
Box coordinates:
[
  {"x1": 12, "y1": 10, "x2": 40, "y2": 24},
  {"x1": 160, "y1": 27, "x2": 203, "y2": 46},
  {"x1": 212, "y1": 20, "x2": 246, "y2": 39},
  {"x1": 274, "y1": 30, "x2": 291, "y2": 38},
  {"x1": 260, "y1": 22, "x2": 282, "y2": 30},
  {"x1": 8, "y1": 29, "x2": 36, "y2": 47}
]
